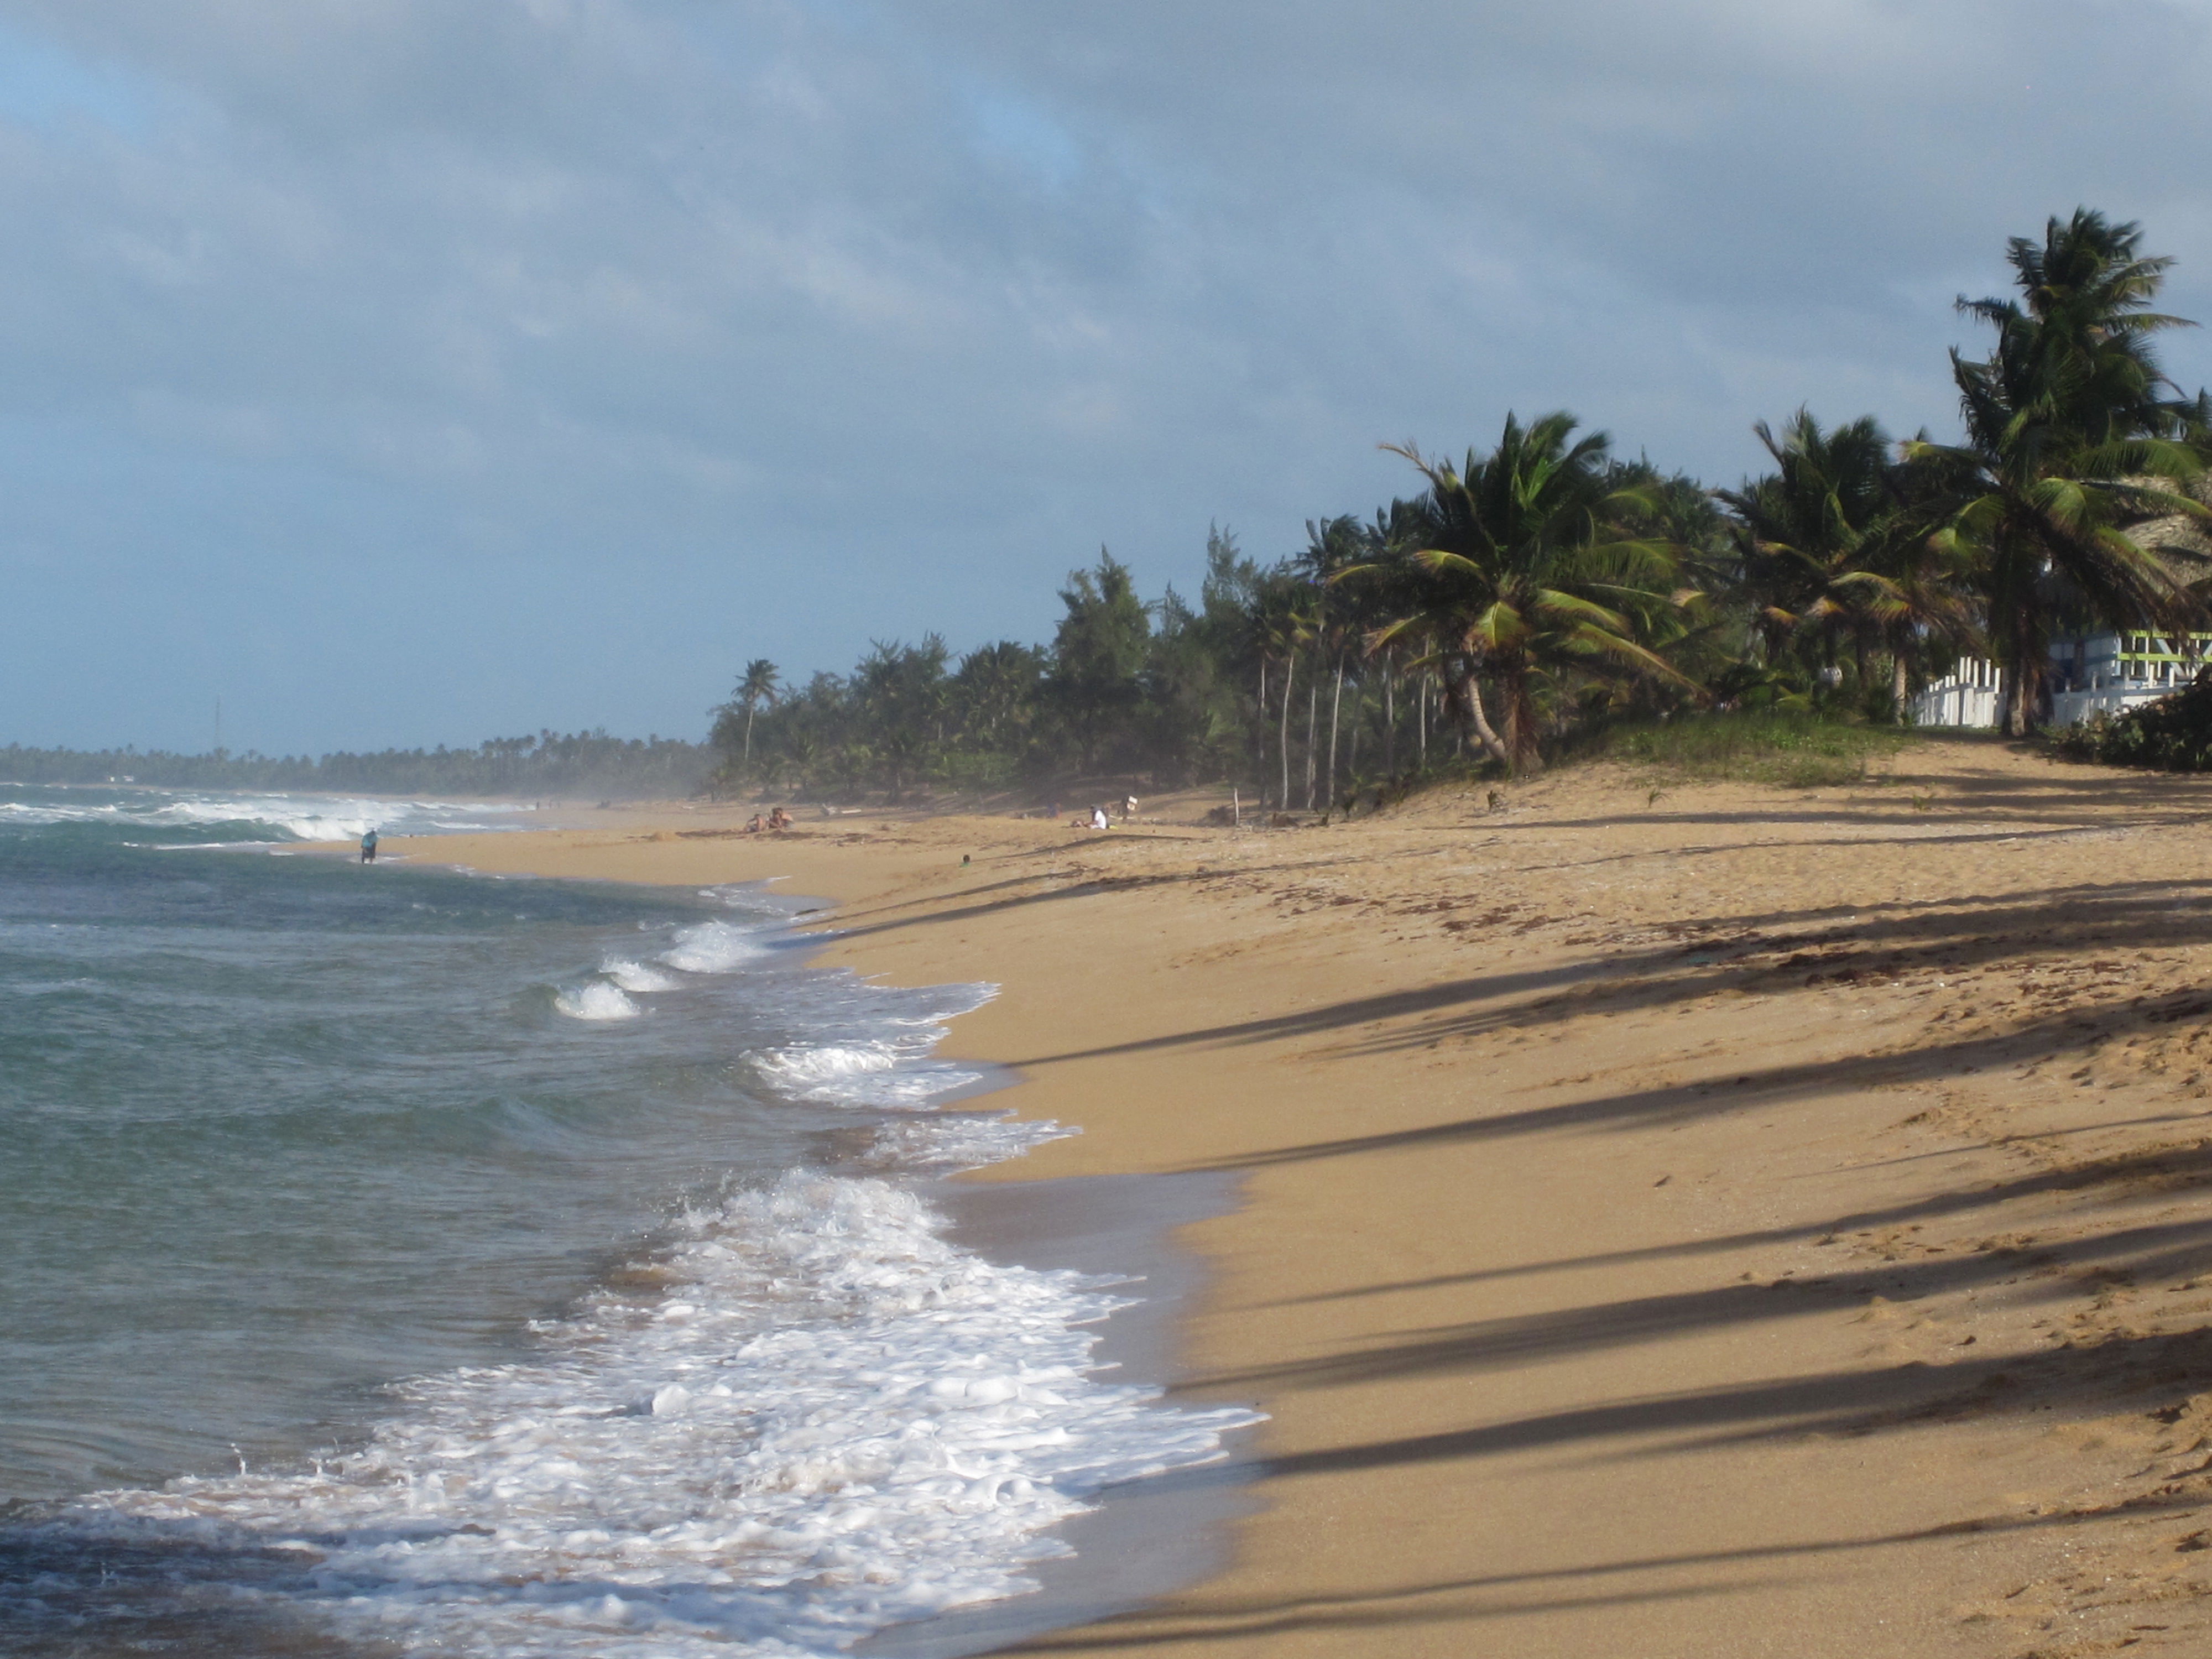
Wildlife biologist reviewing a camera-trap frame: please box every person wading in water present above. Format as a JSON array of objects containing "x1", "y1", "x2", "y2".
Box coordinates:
[{"x1": 360, "y1": 828, "x2": 378, "y2": 864}]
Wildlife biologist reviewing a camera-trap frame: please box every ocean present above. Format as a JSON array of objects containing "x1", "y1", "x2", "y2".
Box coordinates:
[{"x1": 0, "y1": 784, "x2": 1255, "y2": 1657}]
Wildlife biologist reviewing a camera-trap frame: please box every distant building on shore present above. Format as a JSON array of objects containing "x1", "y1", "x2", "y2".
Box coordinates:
[{"x1": 1909, "y1": 631, "x2": 2212, "y2": 729}]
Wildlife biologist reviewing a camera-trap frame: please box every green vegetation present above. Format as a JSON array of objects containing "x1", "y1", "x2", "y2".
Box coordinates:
[
  {"x1": 2052, "y1": 680, "x2": 2212, "y2": 771},
  {"x1": 709, "y1": 209, "x2": 2212, "y2": 807},
  {"x1": 1588, "y1": 713, "x2": 1916, "y2": 789}
]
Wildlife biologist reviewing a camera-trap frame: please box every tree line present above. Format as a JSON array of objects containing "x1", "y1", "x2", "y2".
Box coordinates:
[
  {"x1": 1, "y1": 730, "x2": 713, "y2": 799},
  {"x1": 711, "y1": 210, "x2": 2212, "y2": 806}
]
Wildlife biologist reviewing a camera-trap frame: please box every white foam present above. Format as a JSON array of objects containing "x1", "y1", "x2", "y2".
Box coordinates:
[
  {"x1": 659, "y1": 919, "x2": 770, "y2": 974},
  {"x1": 754, "y1": 1039, "x2": 901, "y2": 1085},
  {"x1": 555, "y1": 981, "x2": 641, "y2": 1021},
  {"x1": 748, "y1": 1040, "x2": 985, "y2": 1110},
  {"x1": 602, "y1": 958, "x2": 679, "y2": 994},
  {"x1": 858, "y1": 1113, "x2": 1079, "y2": 1172},
  {"x1": 0, "y1": 790, "x2": 528, "y2": 842},
  {"x1": 697, "y1": 884, "x2": 795, "y2": 917},
  {"x1": 10, "y1": 901, "x2": 1230, "y2": 1656},
  {"x1": 59, "y1": 1172, "x2": 1259, "y2": 1658}
]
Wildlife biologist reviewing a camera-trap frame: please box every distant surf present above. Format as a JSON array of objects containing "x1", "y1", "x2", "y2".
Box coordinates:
[{"x1": 0, "y1": 780, "x2": 530, "y2": 842}]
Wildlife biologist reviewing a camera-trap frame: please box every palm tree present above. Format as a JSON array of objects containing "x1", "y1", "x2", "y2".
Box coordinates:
[
  {"x1": 1352, "y1": 411, "x2": 1692, "y2": 773},
  {"x1": 1251, "y1": 570, "x2": 1316, "y2": 807},
  {"x1": 1343, "y1": 498, "x2": 1437, "y2": 775},
  {"x1": 731, "y1": 659, "x2": 781, "y2": 774},
  {"x1": 1721, "y1": 412, "x2": 1897, "y2": 682},
  {"x1": 1720, "y1": 411, "x2": 1976, "y2": 712},
  {"x1": 1298, "y1": 515, "x2": 1368, "y2": 808},
  {"x1": 1912, "y1": 210, "x2": 2210, "y2": 733},
  {"x1": 952, "y1": 641, "x2": 1046, "y2": 752}
]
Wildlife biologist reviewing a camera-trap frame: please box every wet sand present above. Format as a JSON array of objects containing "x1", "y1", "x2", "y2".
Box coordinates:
[{"x1": 397, "y1": 739, "x2": 2212, "y2": 1656}]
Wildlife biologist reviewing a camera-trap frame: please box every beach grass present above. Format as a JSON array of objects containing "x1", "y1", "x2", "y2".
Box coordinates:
[{"x1": 1582, "y1": 711, "x2": 1918, "y2": 787}]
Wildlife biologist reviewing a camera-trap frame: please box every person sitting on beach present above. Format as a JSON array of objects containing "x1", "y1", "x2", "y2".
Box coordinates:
[
  {"x1": 360, "y1": 828, "x2": 378, "y2": 864},
  {"x1": 768, "y1": 806, "x2": 792, "y2": 830},
  {"x1": 1123, "y1": 794, "x2": 1138, "y2": 820},
  {"x1": 745, "y1": 813, "x2": 764, "y2": 833},
  {"x1": 1091, "y1": 805, "x2": 1109, "y2": 830}
]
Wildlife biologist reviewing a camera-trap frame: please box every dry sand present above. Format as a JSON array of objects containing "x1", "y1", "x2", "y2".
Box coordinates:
[{"x1": 393, "y1": 739, "x2": 2212, "y2": 1657}]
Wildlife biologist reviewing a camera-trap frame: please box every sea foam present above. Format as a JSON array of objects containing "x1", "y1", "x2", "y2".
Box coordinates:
[
  {"x1": 555, "y1": 980, "x2": 642, "y2": 1021},
  {"x1": 0, "y1": 790, "x2": 526, "y2": 842},
  {"x1": 55, "y1": 1172, "x2": 1258, "y2": 1658},
  {"x1": 659, "y1": 919, "x2": 770, "y2": 974},
  {"x1": 4, "y1": 879, "x2": 1250, "y2": 1658},
  {"x1": 603, "y1": 958, "x2": 680, "y2": 993},
  {"x1": 749, "y1": 1039, "x2": 986, "y2": 1110}
]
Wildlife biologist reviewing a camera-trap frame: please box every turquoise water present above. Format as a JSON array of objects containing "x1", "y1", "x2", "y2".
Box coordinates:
[{"x1": 0, "y1": 786, "x2": 1255, "y2": 1657}]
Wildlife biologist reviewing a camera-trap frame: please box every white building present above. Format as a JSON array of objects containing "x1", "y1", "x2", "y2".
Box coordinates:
[{"x1": 2046, "y1": 630, "x2": 2211, "y2": 727}]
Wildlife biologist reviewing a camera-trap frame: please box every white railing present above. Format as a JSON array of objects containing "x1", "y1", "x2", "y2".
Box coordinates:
[
  {"x1": 1909, "y1": 659, "x2": 2001, "y2": 729},
  {"x1": 2049, "y1": 686, "x2": 2177, "y2": 728}
]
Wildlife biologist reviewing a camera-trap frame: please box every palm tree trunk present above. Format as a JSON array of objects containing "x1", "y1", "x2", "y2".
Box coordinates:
[
  {"x1": 1279, "y1": 654, "x2": 1295, "y2": 809},
  {"x1": 2004, "y1": 608, "x2": 2042, "y2": 735},
  {"x1": 1383, "y1": 652, "x2": 1397, "y2": 776},
  {"x1": 1462, "y1": 675, "x2": 1512, "y2": 769},
  {"x1": 1303, "y1": 680, "x2": 1318, "y2": 810},
  {"x1": 1501, "y1": 666, "x2": 1543, "y2": 773},
  {"x1": 1327, "y1": 659, "x2": 1344, "y2": 808},
  {"x1": 2009, "y1": 662, "x2": 2040, "y2": 734},
  {"x1": 1257, "y1": 658, "x2": 1271, "y2": 783},
  {"x1": 1417, "y1": 673, "x2": 1428, "y2": 767},
  {"x1": 1891, "y1": 653, "x2": 1908, "y2": 721},
  {"x1": 743, "y1": 703, "x2": 757, "y2": 770}
]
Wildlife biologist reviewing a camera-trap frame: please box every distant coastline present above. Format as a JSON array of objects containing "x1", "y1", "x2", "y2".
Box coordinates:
[{"x1": 0, "y1": 730, "x2": 713, "y2": 800}]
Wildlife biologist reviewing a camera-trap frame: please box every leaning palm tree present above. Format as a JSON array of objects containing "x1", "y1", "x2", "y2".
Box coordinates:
[
  {"x1": 1350, "y1": 411, "x2": 1694, "y2": 773},
  {"x1": 731, "y1": 659, "x2": 781, "y2": 773},
  {"x1": 1911, "y1": 210, "x2": 2211, "y2": 733}
]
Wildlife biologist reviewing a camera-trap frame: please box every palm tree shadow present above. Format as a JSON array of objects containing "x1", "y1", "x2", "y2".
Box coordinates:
[{"x1": 993, "y1": 1489, "x2": 2196, "y2": 1652}]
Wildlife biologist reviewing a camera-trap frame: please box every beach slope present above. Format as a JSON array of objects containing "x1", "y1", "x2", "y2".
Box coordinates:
[{"x1": 409, "y1": 740, "x2": 2212, "y2": 1657}]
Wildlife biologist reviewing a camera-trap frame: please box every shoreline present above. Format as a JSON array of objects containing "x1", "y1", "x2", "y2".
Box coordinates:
[
  {"x1": 862, "y1": 1169, "x2": 1259, "y2": 1659},
  {"x1": 1, "y1": 823, "x2": 1249, "y2": 1657},
  {"x1": 395, "y1": 742, "x2": 2212, "y2": 1657}
]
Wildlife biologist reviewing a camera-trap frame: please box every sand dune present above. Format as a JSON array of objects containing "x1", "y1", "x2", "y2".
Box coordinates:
[{"x1": 409, "y1": 738, "x2": 2212, "y2": 1656}]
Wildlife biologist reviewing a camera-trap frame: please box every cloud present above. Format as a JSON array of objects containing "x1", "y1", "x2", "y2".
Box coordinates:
[{"x1": 2, "y1": 0, "x2": 2209, "y2": 750}]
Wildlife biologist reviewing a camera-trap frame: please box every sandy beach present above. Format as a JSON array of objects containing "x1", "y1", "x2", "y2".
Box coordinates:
[{"x1": 398, "y1": 738, "x2": 2212, "y2": 1657}]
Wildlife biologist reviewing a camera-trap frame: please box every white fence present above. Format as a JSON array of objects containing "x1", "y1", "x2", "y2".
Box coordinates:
[
  {"x1": 1908, "y1": 649, "x2": 2200, "y2": 730},
  {"x1": 1912, "y1": 671, "x2": 2182, "y2": 730},
  {"x1": 1909, "y1": 661, "x2": 2001, "y2": 729},
  {"x1": 2049, "y1": 686, "x2": 2177, "y2": 729}
]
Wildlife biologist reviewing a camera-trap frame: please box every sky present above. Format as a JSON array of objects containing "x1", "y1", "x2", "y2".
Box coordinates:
[{"x1": 6, "y1": 1, "x2": 2212, "y2": 755}]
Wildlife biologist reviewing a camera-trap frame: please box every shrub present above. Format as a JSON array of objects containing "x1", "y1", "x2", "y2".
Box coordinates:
[{"x1": 2051, "y1": 677, "x2": 2212, "y2": 771}]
